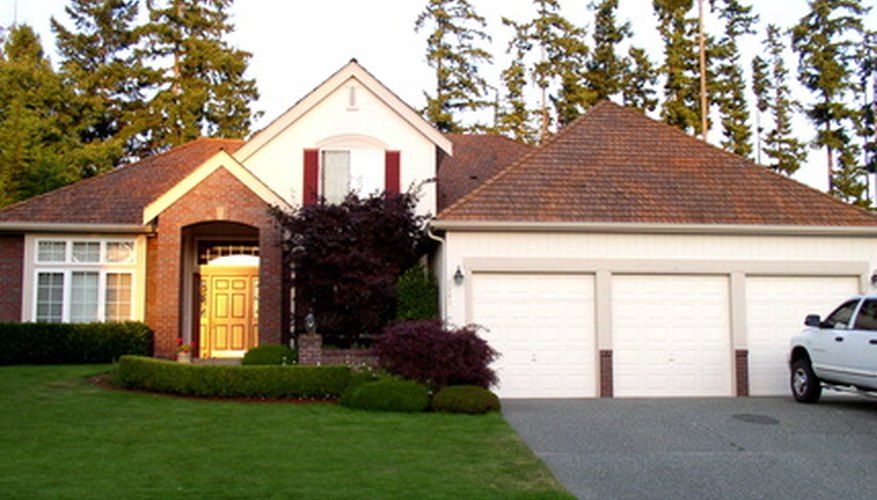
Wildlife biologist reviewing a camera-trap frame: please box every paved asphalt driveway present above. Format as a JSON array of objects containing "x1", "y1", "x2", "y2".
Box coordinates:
[{"x1": 503, "y1": 394, "x2": 877, "y2": 500}]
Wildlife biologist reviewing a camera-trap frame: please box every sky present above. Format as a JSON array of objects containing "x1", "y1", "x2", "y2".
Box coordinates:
[{"x1": 2, "y1": 0, "x2": 876, "y2": 193}]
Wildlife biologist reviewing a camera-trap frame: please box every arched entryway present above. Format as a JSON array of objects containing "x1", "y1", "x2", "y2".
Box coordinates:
[{"x1": 182, "y1": 222, "x2": 260, "y2": 359}]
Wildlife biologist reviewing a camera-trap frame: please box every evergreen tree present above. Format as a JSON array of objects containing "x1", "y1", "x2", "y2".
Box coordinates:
[
  {"x1": 751, "y1": 53, "x2": 769, "y2": 163},
  {"x1": 51, "y1": 0, "x2": 154, "y2": 168},
  {"x1": 758, "y1": 24, "x2": 808, "y2": 176},
  {"x1": 0, "y1": 25, "x2": 83, "y2": 206},
  {"x1": 416, "y1": 0, "x2": 493, "y2": 133},
  {"x1": 857, "y1": 30, "x2": 876, "y2": 178},
  {"x1": 586, "y1": 0, "x2": 631, "y2": 104},
  {"x1": 501, "y1": 0, "x2": 590, "y2": 140},
  {"x1": 143, "y1": 0, "x2": 259, "y2": 153},
  {"x1": 791, "y1": 0, "x2": 868, "y2": 203},
  {"x1": 496, "y1": 21, "x2": 538, "y2": 143},
  {"x1": 621, "y1": 46, "x2": 659, "y2": 112},
  {"x1": 653, "y1": 0, "x2": 703, "y2": 134},
  {"x1": 712, "y1": 0, "x2": 757, "y2": 158}
]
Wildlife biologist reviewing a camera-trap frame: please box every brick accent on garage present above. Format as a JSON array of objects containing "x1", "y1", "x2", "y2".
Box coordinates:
[
  {"x1": 600, "y1": 350, "x2": 613, "y2": 398},
  {"x1": 0, "y1": 234, "x2": 24, "y2": 321},
  {"x1": 146, "y1": 166, "x2": 283, "y2": 358},
  {"x1": 735, "y1": 349, "x2": 749, "y2": 396}
]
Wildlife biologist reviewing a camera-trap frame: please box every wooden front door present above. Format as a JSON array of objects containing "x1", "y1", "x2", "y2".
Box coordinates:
[{"x1": 199, "y1": 265, "x2": 259, "y2": 358}]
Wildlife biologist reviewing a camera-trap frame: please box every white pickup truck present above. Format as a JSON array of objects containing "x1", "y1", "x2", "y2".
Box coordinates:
[{"x1": 789, "y1": 294, "x2": 877, "y2": 403}]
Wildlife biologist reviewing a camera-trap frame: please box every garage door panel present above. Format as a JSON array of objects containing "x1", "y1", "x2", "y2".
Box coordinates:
[
  {"x1": 746, "y1": 276, "x2": 859, "y2": 396},
  {"x1": 613, "y1": 275, "x2": 732, "y2": 397},
  {"x1": 472, "y1": 273, "x2": 596, "y2": 398}
]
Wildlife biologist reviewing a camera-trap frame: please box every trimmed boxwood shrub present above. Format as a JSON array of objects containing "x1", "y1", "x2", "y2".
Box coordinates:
[
  {"x1": 340, "y1": 378, "x2": 430, "y2": 413},
  {"x1": 0, "y1": 322, "x2": 153, "y2": 365},
  {"x1": 395, "y1": 265, "x2": 438, "y2": 320},
  {"x1": 241, "y1": 344, "x2": 297, "y2": 365},
  {"x1": 373, "y1": 319, "x2": 498, "y2": 390},
  {"x1": 431, "y1": 385, "x2": 501, "y2": 414},
  {"x1": 114, "y1": 355, "x2": 352, "y2": 399}
]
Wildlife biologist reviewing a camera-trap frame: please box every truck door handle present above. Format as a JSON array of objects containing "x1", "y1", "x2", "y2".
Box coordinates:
[
  {"x1": 870, "y1": 339, "x2": 877, "y2": 345},
  {"x1": 835, "y1": 337, "x2": 844, "y2": 342}
]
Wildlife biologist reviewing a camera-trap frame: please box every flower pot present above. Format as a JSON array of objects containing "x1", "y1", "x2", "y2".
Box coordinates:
[{"x1": 177, "y1": 352, "x2": 192, "y2": 364}]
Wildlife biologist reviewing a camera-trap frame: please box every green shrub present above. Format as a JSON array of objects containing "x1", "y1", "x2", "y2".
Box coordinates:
[
  {"x1": 395, "y1": 265, "x2": 438, "y2": 320},
  {"x1": 242, "y1": 344, "x2": 297, "y2": 365},
  {"x1": 431, "y1": 385, "x2": 501, "y2": 414},
  {"x1": 340, "y1": 378, "x2": 430, "y2": 413},
  {"x1": 0, "y1": 322, "x2": 153, "y2": 365},
  {"x1": 114, "y1": 355, "x2": 352, "y2": 399}
]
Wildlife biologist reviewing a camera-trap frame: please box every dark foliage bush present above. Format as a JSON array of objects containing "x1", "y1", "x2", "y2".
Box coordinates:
[
  {"x1": 339, "y1": 377, "x2": 430, "y2": 413},
  {"x1": 241, "y1": 344, "x2": 297, "y2": 365},
  {"x1": 271, "y1": 191, "x2": 428, "y2": 346},
  {"x1": 373, "y1": 320, "x2": 498, "y2": 390},
  {"x1": 115, "y1": 355, "x2": 352, "y2": 399},
  {"x1": 0, "y1": 322, "x2": 153, "y2": 365},
  {"x1": 431, "y1": 385, "x2": 501, "y2": 414},
  {"x1": 395, "y1": 265, "x2": 438, "y2": 320}
]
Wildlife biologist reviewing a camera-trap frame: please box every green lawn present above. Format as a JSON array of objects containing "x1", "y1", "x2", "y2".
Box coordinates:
[{"x1": 0, "y1": 365, "x2": 572, "y2": 499}]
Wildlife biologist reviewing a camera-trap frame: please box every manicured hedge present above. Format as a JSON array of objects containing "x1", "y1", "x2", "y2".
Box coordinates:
[
  {"x1": 431, "y1": 385, "x2": 501, "y2": 414},
  {"x1": 114, "y1": 355, "x2": 352, "y2": 399},
  {"x1": 340, "y1": 378, "x2": 431, "y2": 413},
  {"x1": 241, "y1": 344, "x2": 298, "y2": 365},
  {"x1": 0, "y1": 322, "x2": 153, "y2": 365}
]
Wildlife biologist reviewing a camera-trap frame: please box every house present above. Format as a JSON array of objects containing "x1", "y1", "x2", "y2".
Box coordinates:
[{"x1": 2, "y1": 60, "x2": 877, "y2": 398}]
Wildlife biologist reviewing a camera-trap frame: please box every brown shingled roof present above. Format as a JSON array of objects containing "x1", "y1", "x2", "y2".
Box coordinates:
[
  {"x1": 438, "y1": 134, "x2": 532, "y2": 211},
  {"x1": 437, "y1": 101, "x2": 877, "y2": 227},
  {"x1": 0, "y1": 138, "x2": 244, "y2": 226}
]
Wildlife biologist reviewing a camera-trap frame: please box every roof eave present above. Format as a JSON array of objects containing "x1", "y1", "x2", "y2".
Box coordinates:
[
  {"x1": 0, "y1": 222, "x2": 152, "y2": 234},
  {"x1": 430, "y1": 219, "x2": 877, "y2": 237}
]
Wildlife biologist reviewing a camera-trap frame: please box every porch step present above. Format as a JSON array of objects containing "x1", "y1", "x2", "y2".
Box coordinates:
[{"x1": 192, "y1": 358, "x2": 242, "y2": 366}]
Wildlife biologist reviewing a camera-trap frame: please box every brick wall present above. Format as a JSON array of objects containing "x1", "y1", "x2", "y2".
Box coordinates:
[
  {"x1": 735, "y1": 349, "x2": 749, "y2": 396},
  {"x1": 599, "y1": 349, "x2": 613, "y2": 398},
  {"x1": 0, "y1": 234, "x2": 24, "y2": 321},
  {"x1": 298, "y1": 333, "x2": 376, "y2": 367},
  {"x1": 146, "y1": 167, "x2": 283, "y2": 358}
]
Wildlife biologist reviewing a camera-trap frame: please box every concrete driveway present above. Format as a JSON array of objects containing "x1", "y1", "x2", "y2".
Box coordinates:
[{"x1": 503, "y1": 394, "x2": 877, "y2": 500}]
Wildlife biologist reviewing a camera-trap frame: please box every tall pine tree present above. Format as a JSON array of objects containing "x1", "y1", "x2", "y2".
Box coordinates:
[
  {"x1": 416, "y1": 0, "x2": 493, "y2": 133},
  {"x1": 143, "y1": 0, "x2": 259, "y2": 153},
  {"x1": 586, "y1": 0, "x2": 631, "y2": 104},
  {"x1": 501, "y1": 0, "x2": 590, "y2": 141},
  {"x1": 791, "y1": 0, "x2": 868, "y2": 205},
  {"x1": 753, "y1": 24, "x2": 808, "y2": 176},
  {"x1": 712, "y1": 0, "x2": 757, "y2": 158},
  {"x1": 653, "y1": 0, "x2": 703, "y2": 135},
  {"x1": 0, "y1": 25, "x2": 83, "y2": 206},
  {"x1": 621, "y1": 46, "x2": 659, "y2": 112},
  {"x1": 51, "y1": 0, "x2": 154, "y2": 167},
  {"x1": 496, "y1": 20, "x2": 538, "y2": 143}
]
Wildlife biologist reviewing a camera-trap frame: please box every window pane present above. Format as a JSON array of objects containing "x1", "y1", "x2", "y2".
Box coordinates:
[
  {"x1": 36, "y1": 273, "x2": 64, "y2": 323},
  {"x1": 106, "y1": 242, "x2": 135, "y2": 264},
  {"x1": 38, "y1": 241, "x2": 66, "y2": 262},
  {"x1": 70, "y1": 272, "x2": 99, "y2": 323},
  {"x1": 105, "y1": 273, "x2": 132, "y2": 322},
  {"x1": 825, "y1": 300, "x2": 859, "y2": 329},
  {"x1": 854, "y1": 300, "x2": 877, "y2": 330},
  {"x1": 72, "y1": 242, "x2": 101, "y2": 263},
  {"x1": 350, "y1": 149, "x2": 384, "y2": 196},
  {"x1": 322, "y1": 150, "x2": 350, "y2": 203}
]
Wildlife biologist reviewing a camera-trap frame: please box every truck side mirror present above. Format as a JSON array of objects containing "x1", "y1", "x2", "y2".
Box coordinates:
[{"x1": 804, "y1": 314, "x2": 821, "y2": 327}]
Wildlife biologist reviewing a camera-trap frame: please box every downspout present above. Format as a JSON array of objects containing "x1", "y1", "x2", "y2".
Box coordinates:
[{"x1": 426, "y1": 225, "x2": 448, "y2": 320}]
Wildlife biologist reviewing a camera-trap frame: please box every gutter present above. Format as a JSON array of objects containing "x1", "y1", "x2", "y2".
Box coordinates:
[
  {"x1": 0, "y1": 222, "x2": 153, "y2": 234},
  {"x1": 429, "y1": 220, "x2": 877, "y2": 238}
]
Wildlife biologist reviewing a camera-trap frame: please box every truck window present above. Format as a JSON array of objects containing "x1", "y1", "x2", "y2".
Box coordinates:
[
  {"x1": 853, "y1": 299, "x2": 877, "y2": 330},
  {"x1": 824, "y1": 299, "x2": 859, "y2": 329}
]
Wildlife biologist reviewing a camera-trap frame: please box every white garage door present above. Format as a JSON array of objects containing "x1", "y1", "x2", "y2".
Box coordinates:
[
  {"x1": 471, "y1": 273, "x2": 596, "y2": 398},
  {"x1": 613, "y1": 275, "x2": 732, "y2": 397},
  {"x1": 746, "y1": 276, "x2": 860, "y2": 396}
]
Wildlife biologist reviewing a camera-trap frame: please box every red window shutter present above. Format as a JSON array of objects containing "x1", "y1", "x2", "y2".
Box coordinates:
[
  {"x1": 303, "y1": 149, "x2": 319, "y2": 205},
  {"x1": 385, "y1": 150, "x2": 400, "y2": 195}
]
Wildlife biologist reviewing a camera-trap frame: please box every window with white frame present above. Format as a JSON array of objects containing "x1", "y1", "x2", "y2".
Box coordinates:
[
  {"x1": 33, "y1": 239, "x2": 136, "y2": 323},
  {"x1": 321, "y1": 149, "x2": 384, "y2": 203}
]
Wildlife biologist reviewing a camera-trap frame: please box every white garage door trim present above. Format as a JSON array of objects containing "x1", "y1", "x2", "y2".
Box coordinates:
[
  {"x1": 471, "y1": 273, "x2": 597, "y2": 398},
  {"x1": 612, "y1": 274, "x2": 733, "y2": 397},
  {"x1": 745, "y1": 276, "x2": 860, "y2": 396}
]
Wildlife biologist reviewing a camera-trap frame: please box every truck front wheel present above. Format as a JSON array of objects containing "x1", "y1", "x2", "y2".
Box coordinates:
[{"x1": 791, "y1": 359, "x2": 821, "y2": 403}]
